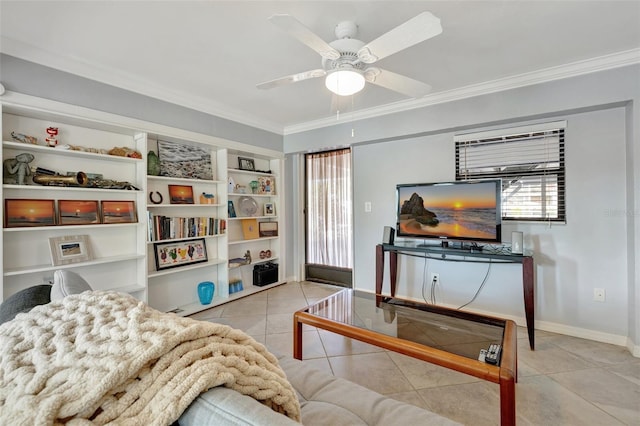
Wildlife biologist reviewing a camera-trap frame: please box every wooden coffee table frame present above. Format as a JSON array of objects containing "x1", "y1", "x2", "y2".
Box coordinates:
[{"x1": 293, "y1": 291, "x2": 517, "y2": 426}]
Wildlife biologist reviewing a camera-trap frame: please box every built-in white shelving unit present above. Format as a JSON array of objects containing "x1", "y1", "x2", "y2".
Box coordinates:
[
  {"x1": 226, "y1": 153, "x2": 284, "y2": 290},
  {"x1": 0, "y1": 96, "x2": 285, "y2": 317},
  {"x1": 1, "y1": 104, "x2": 148, "y2": 302}
]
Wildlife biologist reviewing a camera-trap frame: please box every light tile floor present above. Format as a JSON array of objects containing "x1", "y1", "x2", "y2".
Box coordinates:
[{"x1": 190, "y1": 281, "x2": 640, "y2": 425}]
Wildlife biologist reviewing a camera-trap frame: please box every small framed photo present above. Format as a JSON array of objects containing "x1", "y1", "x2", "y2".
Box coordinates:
[
  {"x1": 264, "y1": 202, "x2": 275, "y2": 216},
  {"x1": 153, "y1": 238, "x2": 208, "y2": 271},
  {"x1": 258, "y1": 176, "x2": 275, "y2": 195},
  {"x1": 259, "y1": 221, "x2": 278, "y2": 237},
  {"x1": 228, "y1": 200, "x2": 237, "y2": 218},
  {"x1": 49, "y1": 234, "x2": 93, "y2": 266},
  {"x1": 4, "y1": 199, "x2": 56, "y2": 228},
  {"x1": 168, "y1": 185, "x2": 195, "y2": 204},
  {"x1": 58, "y1": 200, "x2": 100, "y2": 225},
  {"x1": 238, "y1": 157, "x2": 255, "y2": 171},
  {"x1": 101, "y1": 200, "x2": 137, "y2": 224}
]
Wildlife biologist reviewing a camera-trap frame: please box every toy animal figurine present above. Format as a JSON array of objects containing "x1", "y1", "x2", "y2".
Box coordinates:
[
  {"x1": 10, "y1": 131, "x2": 37, "y2": 144},
  {"x1": 3, "y1": 152, "x2": 34, "y2": 185}
]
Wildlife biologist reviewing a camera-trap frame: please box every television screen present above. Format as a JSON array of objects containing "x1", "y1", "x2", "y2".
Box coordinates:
[{"x1": 396, "y1": 180, "x2": 502, "y2": 243}]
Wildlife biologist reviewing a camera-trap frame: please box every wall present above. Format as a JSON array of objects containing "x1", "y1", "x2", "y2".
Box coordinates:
[
  {"x1": 0, "y1": 54, "x2": 283, "y2": 151},
  {"x1": 284, "y1": 64, "x2": 639, "y2": 349},
  {"x1": 352, "y1": 108, "x2": 627, "y2": 336}
]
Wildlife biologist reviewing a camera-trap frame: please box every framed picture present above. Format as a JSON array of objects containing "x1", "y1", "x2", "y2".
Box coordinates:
[
  {"x1": 101, "y1": 200, "x2": 137, "y2": 224},
  {"x1": 241, "y1": 218, "x2": 259, "y2": 239},
  {"x1": 49, "y1": 234, "x2": 93, "y2": 266},
  {"x1": 168, "y1": 185, "x2": 195, "y2": 204},
  {"x1": 258, "y1": 176, "x2": 275, "y2": 195},
  {"x1": 238, "y1": 157, "x2": 255, "y2": 171},
  {"x1": 157, "y1": 140, "x2": 213, "y2": 180},
  {"x1": 259, "y1": 221, "x2": 278, "y2": 237},
  {"x1": 153, "y1": 238, "x2": 208, "y2": 271},
  {"x1": 264, "y1": 202, "x2": 275, "y2": 216},
  {"x1": 58, "y1": 200, "x2": 100, "y2": 225},
  {"x1": 4, "y1": 199, "x2": 56, "y2": 228},
  {"x1": 228, "y1": 200, "x2": 237, "y2": 218}
]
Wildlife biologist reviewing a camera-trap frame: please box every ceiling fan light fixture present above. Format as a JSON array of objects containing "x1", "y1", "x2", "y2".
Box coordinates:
[{"x1": 325, "y1": 69, "x2": 365, "y2": 96}]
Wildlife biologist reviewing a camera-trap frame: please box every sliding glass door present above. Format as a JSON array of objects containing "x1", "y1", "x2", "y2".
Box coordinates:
[{"x1": 305, "y1": 148, "x2": 353, "y2": 286}]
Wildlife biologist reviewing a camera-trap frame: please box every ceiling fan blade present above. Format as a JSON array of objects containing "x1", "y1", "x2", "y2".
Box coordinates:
[
  {"x1": 364, "y1": 67, "x2": 432, "y2": 98},
  {"x1": 357, "y1": 12, "x2": 442, "y2": 64},
  {"x1": 257, "y1": 69, "x2": 327, "y2": 90},
  {"x1": 268, "y1": 14, "x2": 341, "y2": 60}
]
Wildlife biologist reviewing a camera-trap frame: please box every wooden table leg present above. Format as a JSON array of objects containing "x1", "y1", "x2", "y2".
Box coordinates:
[
  {"x1": 389, "y1": 250, "x2": 398, "y2": 297},
  {"x1": 293, "y1": 313, "x2": 303, "y2": 360},
  {"x1": 376, "y1": 244, "x2": 384, "y2": 305},
  {"x1": 499, "y1": 376, "x2": 516, "y2": 426},
  {"x1": 522, "y1": 256, "x2": 535, "y2": 350}
]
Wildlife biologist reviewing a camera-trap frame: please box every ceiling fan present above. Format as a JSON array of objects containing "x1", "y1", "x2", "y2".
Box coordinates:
[{"x1": 256, "y1": 12, "x2": 442, "y2": 98}]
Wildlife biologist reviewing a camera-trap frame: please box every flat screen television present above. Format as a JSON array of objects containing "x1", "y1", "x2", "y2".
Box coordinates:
[{"x1": 396, "y1": 179, "x2": 502, "y2": 244}]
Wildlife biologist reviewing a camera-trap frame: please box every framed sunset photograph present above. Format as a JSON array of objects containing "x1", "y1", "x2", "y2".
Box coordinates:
[
  {"x1": 168, "y1": 185, "x2": 195, "y2": 204},
  {"x1": 4, "y1": 199, "x2": 56, "y2": 228},
  {"x1": 100, "y1": 200, "x2": 137, "y2": 224},
  {"x1": 58, "y1": 200, "x2": 100, "y2": 225}
]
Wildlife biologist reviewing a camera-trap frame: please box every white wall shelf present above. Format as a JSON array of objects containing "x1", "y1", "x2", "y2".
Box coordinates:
[
  {"x1": 2, "y1": 140, "x2": 143, "y2": 164},
  {"x1": 3, "y1": 184, "x2": 142, "y2": 194},
  {"x1": 4, "y1": 254, "x2": 145, "y2": 276},
  {"x1": 147, "y1": 258, "x2": 227, "y2": 279},
  {"x1": 228, "y1": 236, "x2": 278, "y2": 245}
]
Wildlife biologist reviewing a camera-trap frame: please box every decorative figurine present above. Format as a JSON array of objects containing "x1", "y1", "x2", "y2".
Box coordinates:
[
  {"x1": 45, "y1": 127, "x2": 58, "y2": 147},
  {"x1": 200, "y1": 192, "x2": 215, "y2": 204},
  {"x1": 3, "y1": 152, "x2": 34, "y2": 185},
  {"x1": 244, "y1": 250, "x2": 252, "y2": 264}
]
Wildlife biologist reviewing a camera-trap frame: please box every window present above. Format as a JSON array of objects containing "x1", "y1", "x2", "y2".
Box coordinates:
[{"x1": 455, "y1": 121, "x2": 566, "y2": 222}]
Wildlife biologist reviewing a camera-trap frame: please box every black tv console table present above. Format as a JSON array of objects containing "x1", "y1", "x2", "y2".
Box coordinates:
[{"x1": 376, "y1": 243, "x2": 535, "y2": 350}]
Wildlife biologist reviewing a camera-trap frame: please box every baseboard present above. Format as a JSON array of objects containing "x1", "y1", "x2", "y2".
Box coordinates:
[
  {"x1": 627, "y1": 337, "x2": 640, "y2": 357},
  {"x1": 534, "y1": 320, "x2": 629, "y2": 347},
  {"x1": 377, "y1": 291, "x2": 637, "y2": 356}
]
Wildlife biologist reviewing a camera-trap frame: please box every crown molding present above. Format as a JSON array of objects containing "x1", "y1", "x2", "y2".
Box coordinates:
[
  {"x1": 3, "y1": 35, "x2": 639, "y2": 138},
  {"x1": 283, "y1": 48, "x2": 640, "y2": 135},
  {"x1": 0, "y1": 37, "x2": 284, "y2": 135}
]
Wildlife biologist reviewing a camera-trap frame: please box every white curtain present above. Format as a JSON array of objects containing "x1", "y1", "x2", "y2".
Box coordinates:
[{"x1": 306, "y1": 149, "x2": 353, "y2": 268}]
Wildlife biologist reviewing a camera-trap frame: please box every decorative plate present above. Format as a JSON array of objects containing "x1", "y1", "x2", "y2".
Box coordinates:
[{"x1": 238, "y1": 196, "x2": 258, "y2": 216}]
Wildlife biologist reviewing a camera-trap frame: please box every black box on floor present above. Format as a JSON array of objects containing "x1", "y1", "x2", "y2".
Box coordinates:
[{"x1": 253, "y1": 262, "x2": 278, "y2": 287}]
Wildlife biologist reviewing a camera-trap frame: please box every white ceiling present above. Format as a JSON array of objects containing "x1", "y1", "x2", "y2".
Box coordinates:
[{"x1": 1, "y1": 1, "x2": 640, "y2": 134}]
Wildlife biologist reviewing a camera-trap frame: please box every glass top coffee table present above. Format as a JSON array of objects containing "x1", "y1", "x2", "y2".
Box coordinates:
[{"x1": 293, "y1": 289, "x2": 517, "y2": 426}]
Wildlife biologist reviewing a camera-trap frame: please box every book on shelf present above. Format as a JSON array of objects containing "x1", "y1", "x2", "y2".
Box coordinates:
[{"x1": 148, "y1": 214, "x2": 226, "y2": 241}]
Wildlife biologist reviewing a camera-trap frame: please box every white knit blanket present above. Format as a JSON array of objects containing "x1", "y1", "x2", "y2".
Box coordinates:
[{"x1": 0, "y1": 291, "x2": 301, "y2": 425}]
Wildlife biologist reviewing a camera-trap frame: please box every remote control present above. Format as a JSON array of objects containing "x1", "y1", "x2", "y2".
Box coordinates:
[
  {"x1": 478, "y1": 349, "x2": 487, "y2": 362},
  {"x1": 485, "y1": 344, "x2": 502, "y2": 365}
]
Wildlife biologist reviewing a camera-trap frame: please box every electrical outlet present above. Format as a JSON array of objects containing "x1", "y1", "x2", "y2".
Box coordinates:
[
  {"x1": 430, "y1": 273, "x2": 439, "y2": 285},
  {"x1": 593, "y1": 288, "x2": 605, "y2": 302}
]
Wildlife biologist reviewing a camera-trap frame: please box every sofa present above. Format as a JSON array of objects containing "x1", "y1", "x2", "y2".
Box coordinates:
[{"x1": 0, "y1": 272, "x2": 460, "y2": 425}]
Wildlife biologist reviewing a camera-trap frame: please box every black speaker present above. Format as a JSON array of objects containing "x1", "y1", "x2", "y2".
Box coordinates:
[
  {"x1": 253, "y1": 262, "x2": 279, "y2": 287},
  {"x1": 383, "y1": 226, "x2": 395, "y2": 244}
]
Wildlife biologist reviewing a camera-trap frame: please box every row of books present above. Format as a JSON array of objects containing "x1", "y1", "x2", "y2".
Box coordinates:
[{"x1": 148, "y1": 213, "x2": 226, "y2": 241}]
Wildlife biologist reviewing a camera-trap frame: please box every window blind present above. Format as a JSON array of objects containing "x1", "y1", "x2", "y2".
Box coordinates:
[{"x1": 455, "y1": 122, "x2": 566, "y2": 222}]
